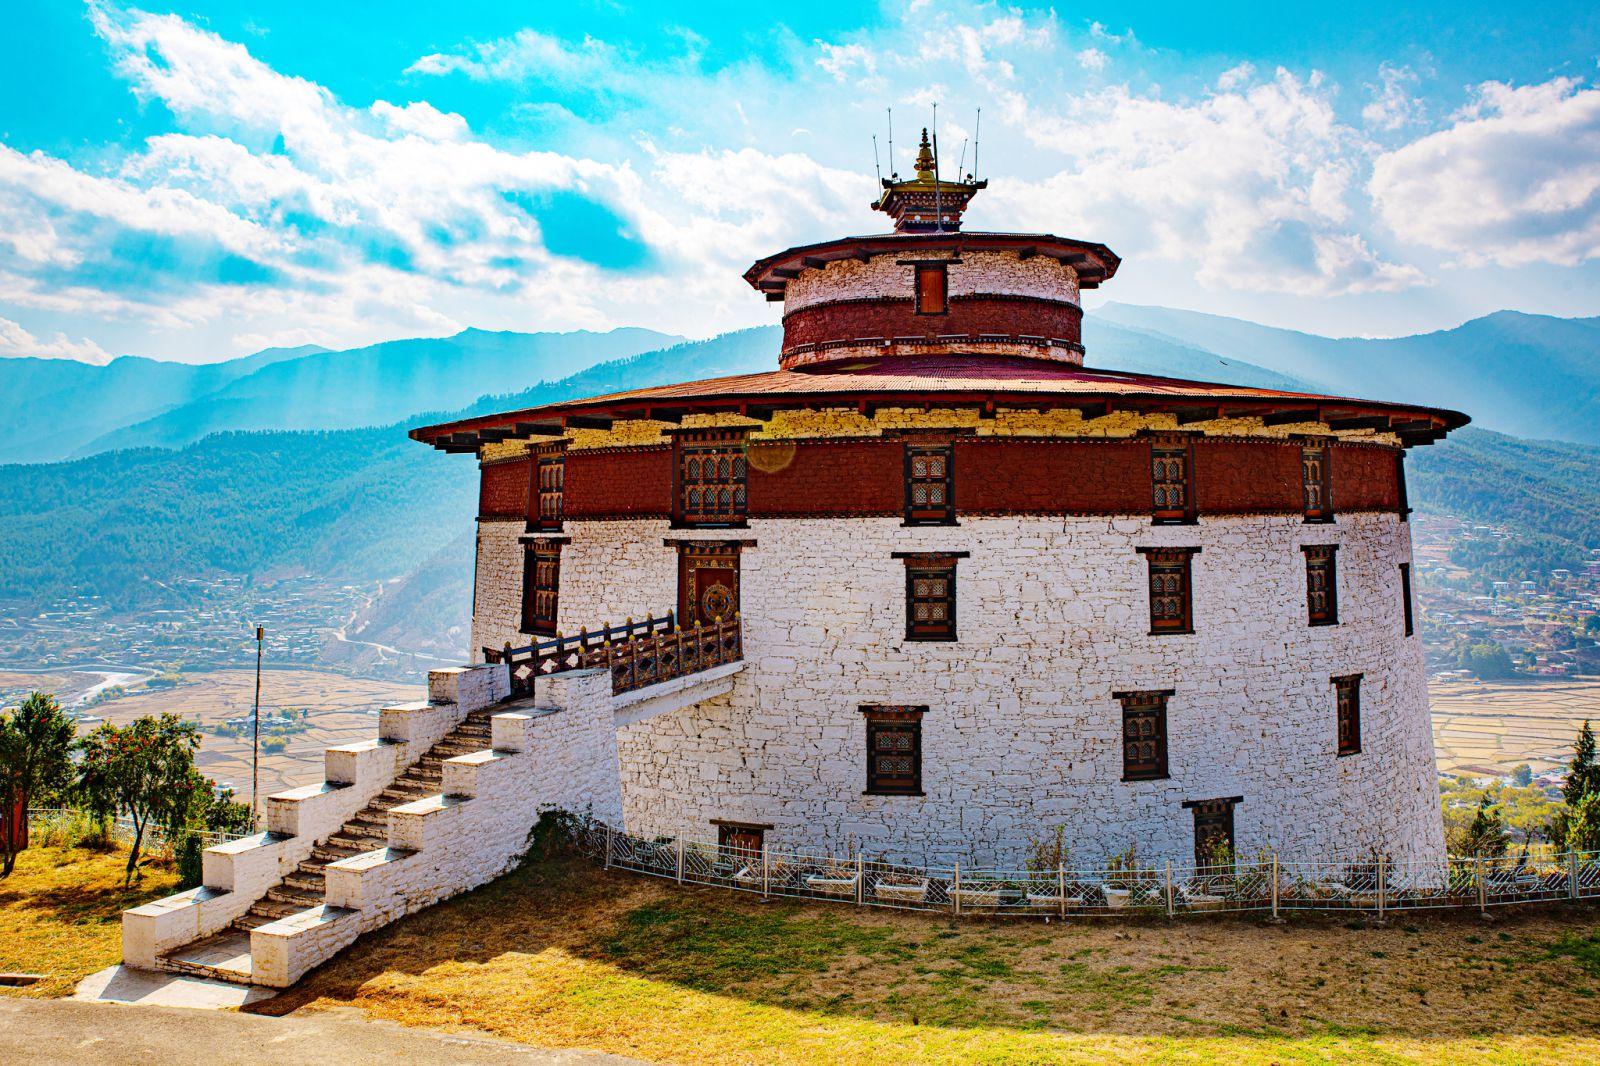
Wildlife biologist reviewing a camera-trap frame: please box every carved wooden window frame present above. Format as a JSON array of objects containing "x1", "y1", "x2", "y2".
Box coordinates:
[
  {"x1": 1184, "y1": 796, "x2": 1242, "y2": 868},
  {"x1": 893, "y1": 551, "x2": 968, "y2": 642},
  {"x1": 1301, "y1": 440, "x2": 1333, "y2": 523},
  {"x1": 1334, "y1": 673, "x2": 1363, "y2": 756},
  {"x1": 1399, "y1": 562, "x2": 1414, "y2": 637},
  {"x1": 674, "y1": 428, "x2": 749, "y2": 528},
  {"x1": 669, "y1": 539, "x2": 748, "y2": 627},
  {"x1": 902, "y1": 438, "x2": 956, "y2": 526},
  {"x1": 1148, "y1": 432, "x2": 1195, "y2": 525},
  {"x1": 1137, "y1": 547, "x2": 1199, "y2": 635},
  {"x1": 530, "y1": 441, "x2": 567, "y2": 533},
  {"x1": 520, "y1": 536, "x2": 567, "y2": 636},
  {"x1": 862, "y1": 705, "x2": 926, "y2": 796},
  {"x1": 1115, "y1": 689, "x2": 1173, "y2": 782},
  {"x1": 1302, "y1": 544, "x2": 1339, "y2": 626}
]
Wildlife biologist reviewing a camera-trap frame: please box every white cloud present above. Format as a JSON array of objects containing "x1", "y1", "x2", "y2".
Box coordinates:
[
  {"x1": 1370, "y1": 77, "x2": 1600, "y2": 266},
  {"x1": 1362, "y1": 63, "x2": 1424, "y2": 132},
  {"x1": 816, "y1": 42, "x2": 877, "y2": 83},
  {"x1": 1076, "y1": 48, "x2": 1108, "y2": 72},
  {"x1": 0, "y1": 315, "x2": 111, "y2": 363}
]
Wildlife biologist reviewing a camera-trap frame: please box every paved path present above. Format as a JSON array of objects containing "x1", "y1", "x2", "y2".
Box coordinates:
[{"x1": 0, "y1": 999, "x2": 646, "y2": 1065}]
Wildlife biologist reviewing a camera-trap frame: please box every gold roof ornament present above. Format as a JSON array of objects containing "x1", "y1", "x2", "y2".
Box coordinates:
[{"x1": 872, "y1": 126, "x2": 987, "y2": 233}]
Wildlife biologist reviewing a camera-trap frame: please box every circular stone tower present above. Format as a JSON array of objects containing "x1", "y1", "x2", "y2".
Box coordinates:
[{"x1": 416, "y1": 137, "x2": 1468, "y2": 869}]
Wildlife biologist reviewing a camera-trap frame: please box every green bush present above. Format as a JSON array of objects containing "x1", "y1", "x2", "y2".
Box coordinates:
[{"x1": 176, "y1": 833, "x2": 204, "y2": 889}]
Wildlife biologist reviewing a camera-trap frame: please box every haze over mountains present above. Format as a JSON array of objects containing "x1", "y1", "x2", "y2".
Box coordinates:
[{"x1": 4, "y1": 306, "x2": 1600, "y2": 666}]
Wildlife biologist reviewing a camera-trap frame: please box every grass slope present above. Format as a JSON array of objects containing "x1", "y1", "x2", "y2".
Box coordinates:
[
  {"x1": 0, "y1": 845, "x2": 178, "y2": 999},
  {"x1": 257, "y1": 852, "x2": 1600, "y2": 1065}
]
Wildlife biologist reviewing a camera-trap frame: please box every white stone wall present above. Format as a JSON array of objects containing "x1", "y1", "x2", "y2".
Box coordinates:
[
  {"x1": 475, "y1": 511, "x2": 1443, "y2": 869},
  {"x1": 473, "y1": 518, "x2": 526, "y2": 660},
  {"x1": 783, "y1": 250, "x2": 1080, "y2": 311}
]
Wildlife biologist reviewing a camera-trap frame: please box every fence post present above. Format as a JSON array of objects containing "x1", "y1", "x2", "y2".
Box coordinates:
[
  {"x1": 1570, "y1": 851, "x2": 1581, "y2": 901},
  {"x1": 676, "y1": 838, "x2": 685, "y2": 884},
  {"x1": 1476, "y1": 857, "x2": 1488, "y2": 917},
  {"x1": 604, "y1": 825, "x2": 613, "y2": 870},
  {"x1": 856, "y1": 853, "x2": 865, "y2": 906},
  {"x1": 1164, "y1": 861, "x2": 1175, "y2": 918},
  {"x1": 953, "y1": 860, "x2": 961, "y2": 917},
  {"x1": 762, "y1": 845, "x2": 770, "y2": 900},
  {"x1": 1058, "y1": 864, "x2": 1066, "y2": 919},
  {"x1": 1270, "y1": 853, "x2": 1280, "y2": 921},
  {"x1": 1377, "y1": 856, "x2": 1387, "y2": 923}
]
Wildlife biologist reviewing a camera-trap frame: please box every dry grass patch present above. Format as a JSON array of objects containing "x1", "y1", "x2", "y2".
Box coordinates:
[
  {"x1": 0, "y1": 844, "x2": 178, "y2": 998},
  {"x1": 258, "y1": 852, "x2": 1600, "y2": 1064}
]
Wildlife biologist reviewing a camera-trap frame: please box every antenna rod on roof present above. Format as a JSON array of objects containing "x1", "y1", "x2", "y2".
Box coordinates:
[
  {"x1": 932, "y1": 103, "x2": 943, "y2": 233},
  {"x1": 886, "y1": 107, "x2": 894, "y2": 178},
  {"x1": 973, "y1": 107, "x2": 981, "y2": 182},
  {"x1": 957, "y1": 137, "x2": 968, "y2": 181},
  {"x1": 872, "y1": 133, "x2": 882, "y2": 185}
]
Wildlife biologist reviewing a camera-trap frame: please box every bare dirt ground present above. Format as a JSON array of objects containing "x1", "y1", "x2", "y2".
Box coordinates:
[
  {"x1": 82, "y1": 668, "x2": 415, "y2": 799},
  {"x1": 1430, "y1": 677, "x2": 1600, "y2": 777}
]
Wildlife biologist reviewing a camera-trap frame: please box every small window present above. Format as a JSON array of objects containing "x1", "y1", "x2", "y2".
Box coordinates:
[
  {"x1": 533, "y1": 444, "x2": 566, "y2": 532},
  {"x1": 1399, "y1": 562, "x2": 1414, "y2": 637},
  {"x1": 904, "y1": 441, "x2": 955, "y2": 525},
  {"x1": 1302, "y1": 442, "x2": 1331, "y2": 522},
  {"x1": 521, "y1": 540, "x2": 562, "y2": 635},
  {"x1": 1150, "y1": 434, "x2": 1192, "y2": 524},
  {"x1": 863, "y1": 705, "x2": 925, "y2": 795},
  {"x1": 915, "y1": 263, "x2": 948, "y2": 314},
  {"x1": 895, "y1": 552, "x2": 965, "y2": 641},
  {"x1": 1138, "y1": 547, "x2": 1199, "y2": 634},
  {"x1": 1334, "y1": 674, "x2": 1362, "y2": 756},
  {"x1": 1115, "y1": 690, "x2": 1172, "y2": 781},
  {"x1": 1302, "y1": 545, "x2": 1339, "y2": 626},
  {"x1": 677, "y1": 430, "x2": 747, "y2": 527},
  {"x1": 1185, "y1": 797, "x2": 1241, "y2": 868}
]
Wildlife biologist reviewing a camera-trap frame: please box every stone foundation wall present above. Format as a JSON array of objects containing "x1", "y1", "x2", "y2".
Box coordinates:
[{"x1": 474, "y1": 511, "x2": 1443, "y2": 868}]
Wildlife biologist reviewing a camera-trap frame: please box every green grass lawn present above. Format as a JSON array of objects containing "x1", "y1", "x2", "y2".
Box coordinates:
[{"x1": 255, "y1": 850, "x2": 1600, "y2": 1064}]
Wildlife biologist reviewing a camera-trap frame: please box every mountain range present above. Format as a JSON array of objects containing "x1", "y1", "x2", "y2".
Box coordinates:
[{"x1": 4, "y1": 305, "x2": 1600, "y2": 667}]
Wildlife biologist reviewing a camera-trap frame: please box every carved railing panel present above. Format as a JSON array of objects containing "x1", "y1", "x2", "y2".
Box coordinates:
[{"x1": 485, "y1": 612, "x2": 741, "y2": 698}]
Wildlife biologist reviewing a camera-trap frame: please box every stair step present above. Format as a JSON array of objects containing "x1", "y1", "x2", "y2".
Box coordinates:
[
  {"x1": 246, "y1": 897, "x2": 309, "y2": 921},
  {"x1": 328, "y1": 831, "x2": 386, "y2": 850},
  {"x1": 311, "y1": 843, "x2": 364, "y2": 862},
  {"x1": 158, "y1": 930, "x2": 254, "y2": 985},
  {"x1": 266, "y1": 886, "x2": 325, "y2": 908},
  {"x1": 284, "y1": 870, "x2": 326, "y2": 892}
]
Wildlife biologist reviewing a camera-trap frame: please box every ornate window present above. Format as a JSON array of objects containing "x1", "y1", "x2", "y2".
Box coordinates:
[
  {"x1": 1302, "y1": 545, "x2": 1339, "y2": 626},
  {"x1": 894, "y1": 551, "x2": 967, "y2": 642},
  {"x1": 1302, "y1": 441, "x2": 1332, "y2": 522},
  {"x1": 903, "y1": 440, "x2": 955, "y2": 525},
  {"x1": 862, "y1": 705, "x2": 925, "y2": 795},
  {"x1": 1399, "y1": 562, "x2": 1414, "y2": 637},
  {"x1": 1115, "y1": 690, "x2": 1172, "y2": 781},
  {"x1": 676, "y1": 429, "x2": 747, "y2": 527},
  {"x1": 1334, "y1": 674, "x2": 1362, "y2": 756},
  {"x1": 1150, "y1": 433, "x2": 1192, "y2": 524},
  {"x1": 914, "y1": 262, "x2": 949, "y2": 314},
  {"x1": 1184, "y1": 797, "x2": 1242, "y2": 868},
  {"x1": 520, "y1": 538, "x2": 564, "y2": 636},
  {"x1": 1137, "y1": 547, "x2": 1199, "y2": 634},
  {"x1": 532, "y1": 442, "x2": 566, "y2": 532}
]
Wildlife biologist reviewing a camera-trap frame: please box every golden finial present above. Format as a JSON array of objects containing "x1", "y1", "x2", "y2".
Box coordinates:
[{"x1": 914, "y1": 128, "x2": 936, "y2": 182}]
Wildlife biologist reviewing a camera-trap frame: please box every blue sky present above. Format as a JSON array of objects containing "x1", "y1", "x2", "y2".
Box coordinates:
[{"x1": 2, "y1": 1, "x2": 1598, "y2": 362}]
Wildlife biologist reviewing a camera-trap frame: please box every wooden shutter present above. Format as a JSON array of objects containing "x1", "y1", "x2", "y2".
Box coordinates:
[
  {"x1": 1115, "y1": 690, "x2": 1172, "y2": 781},
  {"x1": 862, "y1": 705, "x2": 925, "y2": 795},
  {"x1": 915, "y1": 263, "x2": 948, "y2": 314},
  {"x1": 1303, "y1": 545, "x2": 1339, "y2": 625}
]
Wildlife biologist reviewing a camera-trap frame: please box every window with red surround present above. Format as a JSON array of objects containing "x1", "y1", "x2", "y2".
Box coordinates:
[
  {"x1": 520, "y1": 539, "x2": 563, "y2": 635},
  {"x1": 1303, "y1": 545, "x2": 1339, "y2": 625},
  {"x1": 1399, "y1": 562, "x2": 1414, "y2": 637},
  {"x1": 903, "y1": 440, "x2": 955, "y2": 525},
  {"x1": 1150, "y1": 433, "x2": 1193, "y2": 524},
  {"x1": 914, "y1": 263, "x2": 949, "y2": 314},
  {"x1": 531, "y1": 443, "x2": 566, "y2": 532},
  {"x1": 1334, "y1": 674, "x2": 1362, "y2": 756},
  {"x1": 1301, "y1": 441, "x2": 1332, "y2": 522},
  {"x1": 1115, "y1": 689, "x2": 1172, "y2": 781},
  {"x1": 1137, "y1": 547, "x2": 1199, "y2": 634},
  {"x1": 894, "y1": 551, "x2": 967, "y2": 642},
  {"x1": 862, "y1": 705, "x2": 925, "y2": 795},
  {"x1": 676, "y1": 429, "x2": 748, "y2": 527}
]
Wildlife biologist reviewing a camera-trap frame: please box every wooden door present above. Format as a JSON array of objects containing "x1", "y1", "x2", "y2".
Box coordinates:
[{"x1": 679, "y1": 544, "x2": 740, "y2": 626}]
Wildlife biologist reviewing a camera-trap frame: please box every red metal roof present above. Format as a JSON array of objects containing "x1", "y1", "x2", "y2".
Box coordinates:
[{"x1": 411, "y1": 353, "x2": 1469, "y2": 450}]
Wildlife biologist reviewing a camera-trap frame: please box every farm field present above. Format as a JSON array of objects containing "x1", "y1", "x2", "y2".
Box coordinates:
[
  {"x1": 256, "y1": 847, "x2": 1600, "y2": 1065},
  {"x1": 75, "y1": 668, "x2": 415, "y2": 800},
  {"x1": 1430, "y1": 677, "x2": 1600, "y2": 778}
]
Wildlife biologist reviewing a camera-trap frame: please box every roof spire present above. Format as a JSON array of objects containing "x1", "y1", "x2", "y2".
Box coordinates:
[{"x1": 914, "y1": 128, "x2": 936, "y2": 182}]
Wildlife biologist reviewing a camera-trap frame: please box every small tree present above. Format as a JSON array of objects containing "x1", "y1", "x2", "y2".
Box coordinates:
[
  {"x1": 1567, "y1": 793, "x2": 1600, "y2": 854},
  {"x1": 1459, "y1": 793, "x2": 1509, "y2": 858},
  {"x1": 0, "y1": 692, "x2": 77, "y2": 877},
  {"x1": 1551, "y1": 720, "x2": 1600, "y2": 847},
  {"x1": 1510, "y1": 764, "x2": 1533, "y2": 788},
  {"x1": 77, "y1": 714, "x2": 203, "y2": 884}
]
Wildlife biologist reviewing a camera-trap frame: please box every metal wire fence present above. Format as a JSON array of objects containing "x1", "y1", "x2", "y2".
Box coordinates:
[
  {"x1": 587, "y1": 824, "x2": 1600, "y2": 920},
  {"x1": 25, "y1": 808, "x2": 247, "y2": 857}
]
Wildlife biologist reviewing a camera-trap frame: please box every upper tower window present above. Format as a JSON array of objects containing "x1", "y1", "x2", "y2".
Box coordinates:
[
  {"x1": 1302, "y1": 441, "x2": 1332, "y2": 522},
  {"x1": 903, "y1": 438, "x2": 956, "y2": 525},
  {"x1": 915, "y1": 263, "x2": 949, "y2": 314},
  {"x1": 676, "y1": 429, "x2": 748, "y2": 527},
  {"x1": 532, "y1": 442, "x2": 566, "y2": 532},
  {"x1": 1150, "y1": 433, "x2": 1194, "y2": 524}
]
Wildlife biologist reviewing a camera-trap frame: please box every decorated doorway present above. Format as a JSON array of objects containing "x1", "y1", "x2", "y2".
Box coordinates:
[
  {"x1": 676, "y1": 542, "x2": 742, "y2": 626},
  {"x1": 1184, "y1": 796, "x2": 1241, "y2": 868}
]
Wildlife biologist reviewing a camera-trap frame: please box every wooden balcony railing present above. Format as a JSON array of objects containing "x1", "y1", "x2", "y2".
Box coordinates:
[{"x1": 485, "y1": 612, "x2": 742, "y2": 698}]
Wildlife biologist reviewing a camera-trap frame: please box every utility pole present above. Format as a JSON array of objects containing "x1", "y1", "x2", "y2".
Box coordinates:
[{"x1": 251, "y1": 625, "x2": 263, "y2": 829}]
